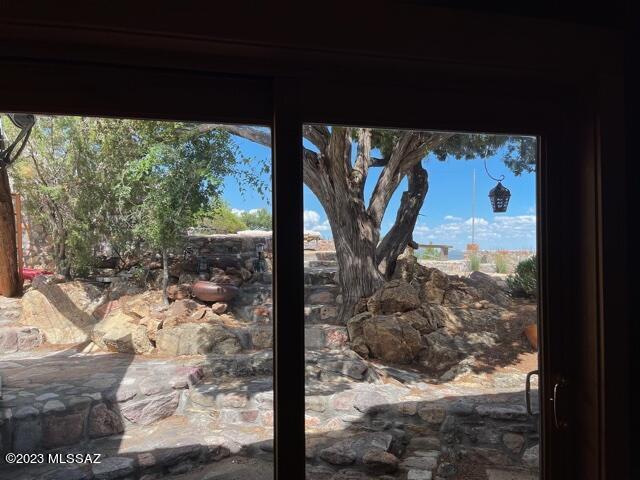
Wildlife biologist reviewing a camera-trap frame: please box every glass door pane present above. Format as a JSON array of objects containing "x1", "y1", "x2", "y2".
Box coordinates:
[
  {"x1": 0, "y1": 114, "x2": 274, "y2": 479},
  {"x1": 301, "y1": 125, "x2": 540, "y2": 480}
]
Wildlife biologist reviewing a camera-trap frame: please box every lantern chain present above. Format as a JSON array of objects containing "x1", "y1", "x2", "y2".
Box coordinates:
[{"x1": 484, "y1": 158, "x2": 505, "y2": 182}]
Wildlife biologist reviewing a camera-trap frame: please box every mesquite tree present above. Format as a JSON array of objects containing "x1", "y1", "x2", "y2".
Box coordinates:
[{"x1": 196, "y1": 124, "x2": 535, "y2": 322}]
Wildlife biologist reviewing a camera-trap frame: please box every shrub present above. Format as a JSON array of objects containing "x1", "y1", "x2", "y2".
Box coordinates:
[
  {"x1": 506, "y1": 255, "x2": 537, "y2": 297},
  {"x1": 468, "y1": 254, "x2": 481, "y2": 272},
  {"x1": 495, "y1": 253, "x2": 508, "y2": 274},
  {"x1": 418, "y1": 247, "x2": 441, "y2": 260}
]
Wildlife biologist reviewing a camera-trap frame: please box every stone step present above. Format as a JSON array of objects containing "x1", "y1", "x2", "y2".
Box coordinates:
[
  {"x1": 305, "y1": 324, "x2": 349, "y2": 349},
  {"x1": 304, "y1": 304, "x2": 340, "y2": 325},
  {"x1": 304, "y1": 284, "x2": 340, "y2": 306},
  {"x1": 304, "y1": 267, "x2": 338, "y2": 286},
  {"x1": 0, "y1": 355, "x2": 205, "y2": 455},
  {"x1": 307, "y1": 260, "x2": 339, "y2": 268},
  {"x1": 186, "y1": 351, "x2": 274, "y2": 379},
  {"x1": 1, "y1": 414, "x2": 273, "y2": 480},
  {"x1": 304, "y1": 250, "x2": 337, "y2": 262},
  {"x1": 185, "y1": 377, "x2": 273, "y2": 426},
  {"x1": 0, "y1": 326, "x2": 43, "y2": 353}
]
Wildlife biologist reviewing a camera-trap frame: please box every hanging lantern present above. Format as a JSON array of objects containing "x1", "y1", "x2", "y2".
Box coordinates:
[
  {"x1": 484, "y1": 158, "x2": 511, "y2": 213},
  {"x1": 488, "y1": 181, "x2": 511, "y2": 213}
]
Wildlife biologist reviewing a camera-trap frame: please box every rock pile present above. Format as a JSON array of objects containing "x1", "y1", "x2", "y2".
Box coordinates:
[
  {"x1": 17, "y1": 271, "x2": 268, "y2": 356},
  {"x1": 347, "y1": 249, "x2": 528, "y2": 377}
]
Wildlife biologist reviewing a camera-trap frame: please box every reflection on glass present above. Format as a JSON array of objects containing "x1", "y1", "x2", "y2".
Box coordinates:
[
  {"x1": 302, "y1": 125, "x2": 540, "y2": 479},
  {"x1": 0, "y1": 115, "x2": 274, "y2": 479}
]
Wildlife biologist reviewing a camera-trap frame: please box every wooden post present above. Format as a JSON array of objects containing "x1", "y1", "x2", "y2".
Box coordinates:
[{"x1": 11, "y1": 193, "x2": 23, "y2": 281}]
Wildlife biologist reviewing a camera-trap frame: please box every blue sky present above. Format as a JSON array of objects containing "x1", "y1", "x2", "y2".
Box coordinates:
[{"x1": 223, "y1": 132, "x2": 537, "y2": 251}]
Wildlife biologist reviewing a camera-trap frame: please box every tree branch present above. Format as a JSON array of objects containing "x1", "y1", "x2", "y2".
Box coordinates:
[
  {"x1": 367, "y1": 131, "x2": 454, "y2": 227},
  {"x1": 376, "y1": 162, "x2": 428, "y2": 278},
  {"x1": 327, "y1": 127, "x2": 352, "y2": 186},
  {"x1": 194, "y1": 124, "x2": 272, "y2": 148},
  {"x1": 351, "y1": 128, "x2": 372, "y2": 193},
  {"x1": 303, "y1": 125, "x2": 330, "y2": 152}
]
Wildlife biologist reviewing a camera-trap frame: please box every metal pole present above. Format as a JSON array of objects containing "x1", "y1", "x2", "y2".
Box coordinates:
[{"x1": 472, "y1": 168, "x2": 476, "y2": 245}]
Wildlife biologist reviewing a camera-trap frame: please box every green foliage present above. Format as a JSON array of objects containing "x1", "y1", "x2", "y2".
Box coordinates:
[
  {"x1": 417, "y1": 247, "x2": 440, "y2": 260},
  {"x1": 506, "y1": 255, "x2": 537, "y2": 297},
  {"x1": 201, "y1": 202, "x2": 248, "y2": 233},
  {"x1": 468, "y1": 254, "x2": 481, "y2": 272},
  {"x1": 495, "y1": 253, "x2": 508, "y2": 274},
  {"x1": 8, "y1": 115, "x2": 266, "y2": 275},
  {"x1": 239, "y1": 208, "x2": 272, "y2": 230},
  {"x1": 367, "y1": 129, "x2": 536, "y2": 176}
]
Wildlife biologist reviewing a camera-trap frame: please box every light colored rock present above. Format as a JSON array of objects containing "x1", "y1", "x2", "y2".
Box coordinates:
[
  {"x1": 140, "y1": 316, "x2": 163, "y2": 342},
  {"x1": 43, "y1": 400, "x2": 66, "y2": 413},
  {"x1": 210, "y1": 302, "x2": 228, "y2": 314},
  {"x1": 92, "y1": 310, "x2": 153, "y2": 354},
  {"x1": 35, "y1": 392, "x2": 59, "y2": 401},
  {"x1": 407, "y1": 470, "x2": 433, "y2": 480},
  {"x1": 156, "y1": 323, "x2": 241, "y2": 356},
  {"x1": 120, "y1": 391, "x2": 180, "y2": 425},
  {"x1": 120, "y1": 290, "x2": 163, "y2": 318},
  {"x1": 401, "y1": 455, "x2": 438, "y2": 470},
  {"x1": 19, "y1": 281, "x2": 104, "y2": 344},
  {"x1": 522, "y1": 444, "x2": 539, "y2": 469}
]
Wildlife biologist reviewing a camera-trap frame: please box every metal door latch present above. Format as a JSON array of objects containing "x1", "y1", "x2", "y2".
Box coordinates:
[
  {"x1": 525, "y1": 369, "x2": 539, "y2": 415},
  {"x1": 551, "y1": 377, "x2": 569, "y2": 429}
]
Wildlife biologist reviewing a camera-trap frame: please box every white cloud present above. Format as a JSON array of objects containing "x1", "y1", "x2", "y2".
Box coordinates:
[
  {"x1": 304, "y1": 209, "x2": 331, "y2": 232},
  {"x1": 464, "y1": 217, "x2": 489, "y2": 226},
  {"x1": 412, "y1": 215, "x2": 537, "y2": 249},
  {"x1": 444, "y1": 215, "x2": 463, "y2": 222}
]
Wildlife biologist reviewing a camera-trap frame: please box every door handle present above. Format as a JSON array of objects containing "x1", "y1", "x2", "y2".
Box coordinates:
[
  {"x1": 525, "y1": 369, "x2": 539, "y2": 415},
  {"x1": 552, "y1": 377, "x2": 568, "y2": 429}
]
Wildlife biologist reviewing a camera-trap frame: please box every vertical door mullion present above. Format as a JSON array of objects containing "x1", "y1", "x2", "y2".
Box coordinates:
[{"x1": 272, "y1": 78, "x2": 306, "y2": 479}]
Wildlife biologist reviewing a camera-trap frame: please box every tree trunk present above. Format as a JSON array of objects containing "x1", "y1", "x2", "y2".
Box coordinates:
[
  {"x1": 0, "y1": 167, "x2": 21, "y2": 297},
  {"x1": 324, "y1": 197, "x2": 384, "y2": 323},
  {"x1": 161, "y1": 248, "x2": 169, "y2": 305},
  {"x1": 53, "y1": 226, "x2": 70, "y2": 279}
]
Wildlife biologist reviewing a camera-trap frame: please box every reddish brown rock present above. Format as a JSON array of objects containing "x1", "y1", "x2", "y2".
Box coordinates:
[{"x1": 88, "y1": 403, "x2": 124, "y2": 438}]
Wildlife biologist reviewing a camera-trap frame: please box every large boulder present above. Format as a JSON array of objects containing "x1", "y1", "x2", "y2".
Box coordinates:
[
  {"x1": 463, "y1": 271, "x2": 511, "y2": 306},
  {"x1": 156, "y1": 323, "x2": 242, "y2": 356},
  {"x1": 92, "y1": 310, "x2": 153, "y2": 354},
  {"x1": 120, "y1": 290, "x2": 164, "y2": 319},
  {"x1": 367, "y1": 280, "x2": 420, "y2": 315},
  {"x1": 19, "y1": 281, "x2": 105, "y2": 344},
  {"x1": 397, "y1": 309, "x2": 439, "y2": 335},
  {"x1": 421, "y1": 330, "x2": 464, "y2": 372},
  {"x1": 162, "y1": 299, "x2": 221, "y2": 329},
  {"x1": 361, "y1": 315, "x2": 422, "y2": 364}
]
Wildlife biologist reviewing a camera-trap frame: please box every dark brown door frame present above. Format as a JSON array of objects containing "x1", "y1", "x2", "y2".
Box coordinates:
[
  {"x1": 0, "y1": 54, "x2": 627, "y2": 480},
  {"x1": 293, "y1": 76, "x2": 596, "y2": 480}
]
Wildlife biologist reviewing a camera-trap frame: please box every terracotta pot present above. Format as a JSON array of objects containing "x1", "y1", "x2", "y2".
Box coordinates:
[
  {"x1": 524, "y1": 324, "x2": 538, "y2": 350},
  {"x1": 192, "y1": 281, "x2": 239, "y2": 302}
]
